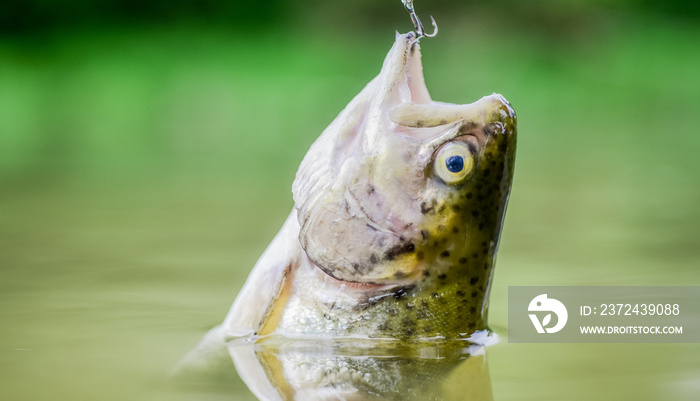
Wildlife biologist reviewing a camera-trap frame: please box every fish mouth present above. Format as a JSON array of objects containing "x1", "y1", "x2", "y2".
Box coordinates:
[{"x1": 381, "y1": 32, "x2": 434, "y2": 109}]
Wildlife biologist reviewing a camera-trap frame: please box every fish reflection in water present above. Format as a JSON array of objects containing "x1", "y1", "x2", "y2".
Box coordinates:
[{"x1": 228, "y1": 334, "x2": 495, "y2": 401}]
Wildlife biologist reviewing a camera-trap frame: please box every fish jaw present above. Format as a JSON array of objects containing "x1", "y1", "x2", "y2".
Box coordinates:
[{"x1": 293, "y1": 32, "x2": 516, "y2": 288}]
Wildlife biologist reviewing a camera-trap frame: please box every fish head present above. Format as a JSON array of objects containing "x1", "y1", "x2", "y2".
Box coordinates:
[{"x1": 293, "y1": 32, "x2": 516, "y2": 287}]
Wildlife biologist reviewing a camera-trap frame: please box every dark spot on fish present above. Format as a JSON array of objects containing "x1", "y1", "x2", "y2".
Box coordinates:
[
  {"x1": 367, "y1": 185, "x2": 375, "y2": 195},
  {"x1": 438, "y1": 273, "x2": 447, "y2": 280},
  {"x1": 476, "y1": 184, "x2": 483, "y2": 190},
  {"x1": 420, "y1": 202, "x2": 434, "y2": 214},
  {"x1": 470, "y1": 276, "x2": 479, "y2": 285},
  {"x1": 481, "y1": 242, "x2": 487, "y2": 246},
  {"x1": 470, "y1": 306, "x2": 477, "y2": 313},
  {"x1": 468, "y1": 322, "x2": 476, "y2": 329},
  {"x1": 438, "y1": 204, "x2": 446, "y2": 213},
  {"x1": 477, "y1": 194, "x2": 485, "y2": 201},
  {"x1": 452, "y1": 204, "x2": 461, "y2": 212},
  {"x1": 459, "y1": 257, "x2": 467, "y2": 264},
  {"x1": 484, "y1": 169, "x2": 491, "y2": 177},
  {"x1": 483, "y1": 249, "x2": 488, "y2": 255},
  {"x1": 440, "y1": 251, "x2": 450, "y2": 258},
  {"x1": 421, "y1": 229, "x2": 430, "y2": 239},
  {"x1": 422, "y1": 269, "x2": 430, "y2": 277},
  {"x1": 471, "y1": 291, "x2": 478, "y2": 298},
  {"x1": 433, "y1": 241, "x2": 439, "y2": 247},
  {"x1": 490, "y1": 160, "x2": 497, "y2": 167},
  {"x1": 417, "y1": 251, "x2": 425, "y2": 261},
  {"x1": 471, "y1": 210, "x2": 480, "y2": 217},
  {"x1": 484, "y1": 263, "x2": 489, "y2": 270},
  {"x1": 370, "y1": 254, "x2": 378, "y2": 264},
  {"x1": 466, "y1": 192, "x2": 473, "y2": 200},
  {"x1": 394, "y1": 287, "x2": 410, "y2": 299},
  {"x1": 499, "y1": 143, "x2": 507, "y2": 152},
  {"x1": 478, "y1": 223, "x2": 484, "y2": 230},
  {"x1": 384, "y1": 242, "x2": 415, "y2": 260},
  {"x1": 456, "y1": 290, "x2": 466, "y2": 297},
  {"x1": 452, "y1": 226, "x2": 459, "y2": 233},
  {"x1": 472, "y1": 253, "x2": 478, "y2": 259}
]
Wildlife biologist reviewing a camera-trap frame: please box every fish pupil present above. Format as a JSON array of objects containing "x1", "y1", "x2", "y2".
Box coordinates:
[{"x1": 445, "y1": 155, "x2": 464, "y2": 173}]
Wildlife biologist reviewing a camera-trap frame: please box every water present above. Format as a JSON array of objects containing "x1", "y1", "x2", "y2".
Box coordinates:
[
  {"x1": 1, "y1": 180, "x2": 698, "y2": 401},
  {"x1": 2, "y1": 16, "x2": 700, "y2": 401}
]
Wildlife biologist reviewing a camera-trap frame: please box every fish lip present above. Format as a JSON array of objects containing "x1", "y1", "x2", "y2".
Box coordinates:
[
  {"x1": 378, "y1": 32, "x2": 433, "y2": 108},
  {"x1": 404, "y1": 38, "x2": 432, "y2": 105}
]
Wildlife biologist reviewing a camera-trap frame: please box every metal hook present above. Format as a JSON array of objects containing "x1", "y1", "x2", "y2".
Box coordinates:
[{"x1": 401, "y1": 0, "x2": 438, "y2": 41}]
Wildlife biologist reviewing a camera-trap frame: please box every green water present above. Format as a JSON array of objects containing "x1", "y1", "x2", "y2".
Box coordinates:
[{"x1": 1, "y1": 13, "x2": 700, "y2": 401}]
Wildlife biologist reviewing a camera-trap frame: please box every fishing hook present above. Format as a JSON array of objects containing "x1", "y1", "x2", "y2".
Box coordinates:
[{"x1": 401, "y1": 0, "x2": 438, "y2": 41}]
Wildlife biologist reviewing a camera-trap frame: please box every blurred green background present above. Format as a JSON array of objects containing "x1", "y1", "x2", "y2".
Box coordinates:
[{"x1": 1, "y1": 0, "x2": 699, "y2": 400}]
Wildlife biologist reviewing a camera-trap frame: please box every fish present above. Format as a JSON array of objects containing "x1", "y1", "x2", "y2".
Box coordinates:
[{"x1": 179, "y1": 30, "x2": 516, "y2": 375}]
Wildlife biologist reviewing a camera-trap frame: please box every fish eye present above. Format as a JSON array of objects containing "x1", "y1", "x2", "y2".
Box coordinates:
[
  {"x1": 433, "y1": 142, "x2": 475, "y2": 184},
  {"x1": 445, "y1": 155, "x2": 464, "y2": 173}
]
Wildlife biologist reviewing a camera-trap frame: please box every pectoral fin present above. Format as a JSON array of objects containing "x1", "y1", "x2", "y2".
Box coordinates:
[{"x1": 222, "y1": 211, "x2": 303, "y2": 338}]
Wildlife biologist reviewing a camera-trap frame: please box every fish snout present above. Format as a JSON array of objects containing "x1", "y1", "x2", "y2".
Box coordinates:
[{"x1": 483, "y1": 93, "x2": 517, "y2": 139}]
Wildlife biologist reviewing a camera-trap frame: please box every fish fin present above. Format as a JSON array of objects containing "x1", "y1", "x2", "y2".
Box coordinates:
[{"x1": 222, "y1": 210, "x2": 303, "y2": 338}]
